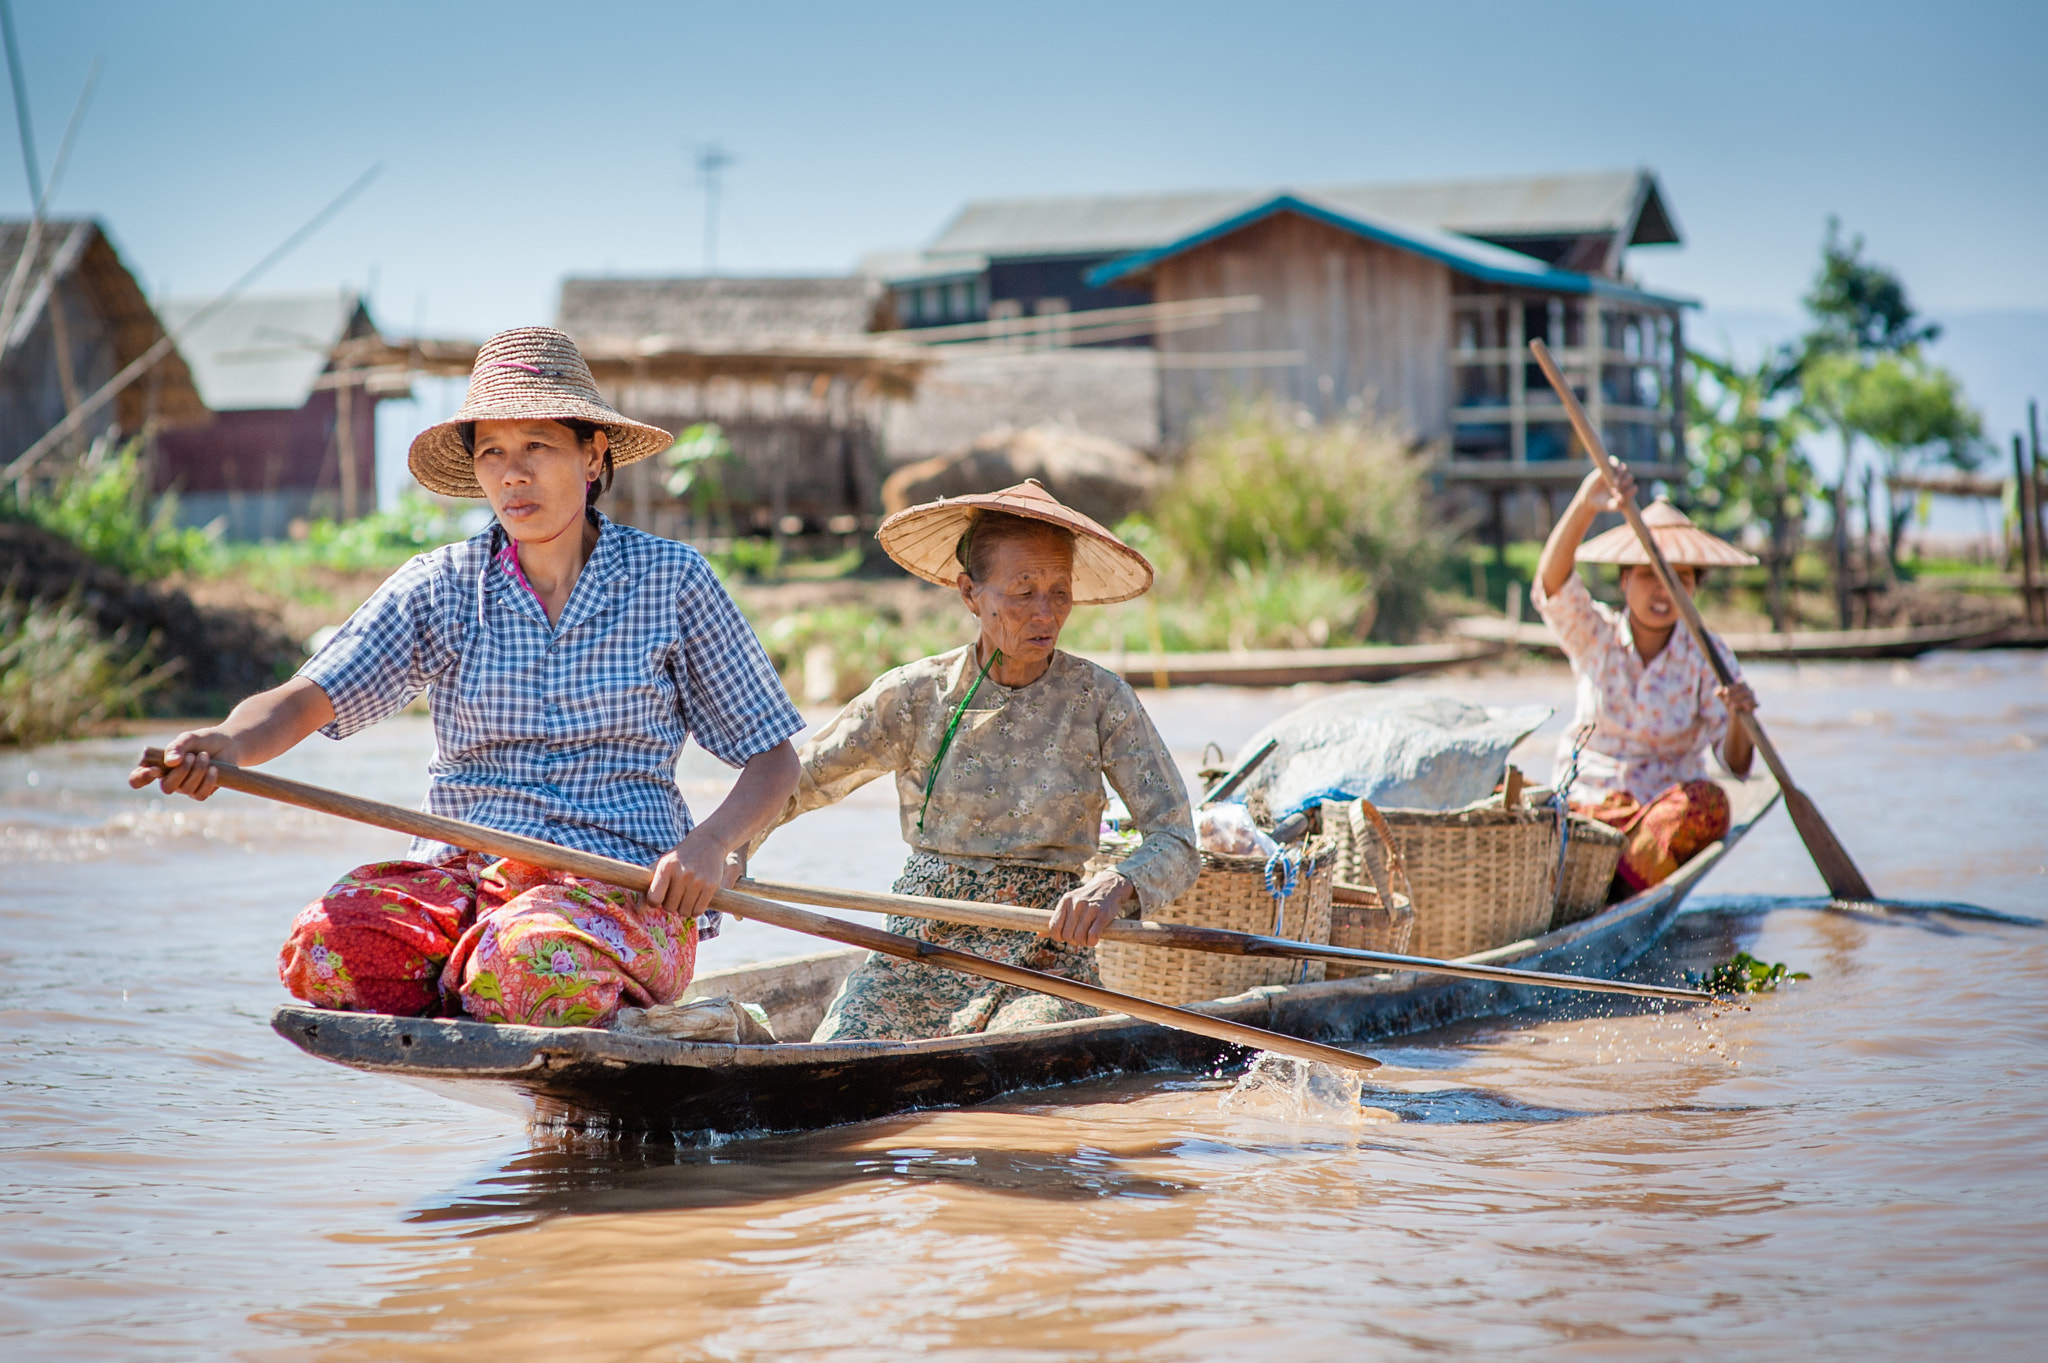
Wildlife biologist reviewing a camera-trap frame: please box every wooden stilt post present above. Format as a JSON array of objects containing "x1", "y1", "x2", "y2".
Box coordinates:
[
  {"x1": 2019, "y1": 430, "x2": 2045, "y2": 628},
  {"x1": 335, "y1": 379, "x2": 358, "y2": 522}
]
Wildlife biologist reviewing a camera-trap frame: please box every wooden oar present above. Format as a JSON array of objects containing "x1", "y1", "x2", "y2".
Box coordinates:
[
  {"x1": 1528, "y1": 338, "x2": 1876, "y2": 903},
  {"x1": 130, "y1": 749, "x2": 1378, "y2": 1074},
  {"x1": 740, "y1": 876, "x2": 1713, "y2": 1004}
]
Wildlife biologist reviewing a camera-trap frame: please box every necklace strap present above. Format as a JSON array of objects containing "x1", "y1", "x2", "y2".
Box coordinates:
[{"x1": 918, "y1": 647, "x2": 1001, "y2": 835}]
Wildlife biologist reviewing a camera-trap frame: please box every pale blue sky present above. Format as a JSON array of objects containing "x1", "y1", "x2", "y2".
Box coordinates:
[{"x1": 8, "y1": 1, "x2": 2046, "y2": 504}]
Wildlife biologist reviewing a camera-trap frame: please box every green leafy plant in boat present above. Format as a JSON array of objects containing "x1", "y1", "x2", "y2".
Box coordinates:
[{"x1": 1690, "y1": 951, "x2": 1810, "y2": 995}]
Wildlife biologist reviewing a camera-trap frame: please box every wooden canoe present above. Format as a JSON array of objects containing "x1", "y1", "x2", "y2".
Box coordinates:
[
  {"x1": 1076, "y1": 639, "x2": 1506, "y2": 687},
  {"x1": 271, "y1": 777, "x2": 1779, "y2": 1140},
  {"x1": 1451, "y1": 614, "x2": 2015, "y2": 661}
]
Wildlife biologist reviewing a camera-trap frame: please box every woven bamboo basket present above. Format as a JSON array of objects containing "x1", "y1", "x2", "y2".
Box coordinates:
[
  {"x1": 1323, "y1": 797, "x2": 1561, "y2": 960},
  {"x1": 1091, "y1": 838, "x2": 1335, "y2": 1005},
  {"x1": 1550, "y1": 813, "x2": 1628, "y2": 929},
  {"x1": 1321, "y1": 798, "x2": 1415, "y2": 978}
]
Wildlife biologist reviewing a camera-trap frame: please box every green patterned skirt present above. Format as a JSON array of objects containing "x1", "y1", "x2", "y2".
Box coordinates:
[{"x1": 811, "y1": 853, "x2": 1098, "y2": 1042}]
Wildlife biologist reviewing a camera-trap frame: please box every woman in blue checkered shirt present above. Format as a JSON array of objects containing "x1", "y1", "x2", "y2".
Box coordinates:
[{"x1": 134, "y1": 329, "x2": 804, "y2": 1027}]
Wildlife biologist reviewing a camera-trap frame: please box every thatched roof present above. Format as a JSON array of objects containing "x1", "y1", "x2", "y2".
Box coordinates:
[
  {"x1": 0, "y1": 219, "x2": 208, "y2": 427},
  {"x1": 559, "y1": 276, "x2": 889, "y2": 346}
]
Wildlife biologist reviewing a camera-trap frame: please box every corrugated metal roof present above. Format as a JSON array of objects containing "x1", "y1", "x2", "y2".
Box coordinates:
[
  {"x1": 929, "y1": 190, "x2": 1264, "y2": 258},
  {"x1": 927, "y1": 170, "x2": 1675, "y2": 259},
  {"x1": 1086, "y1": 192, "x2": 1693, "y2": 309},
  {"x1": 857, "y1": 249, "x2": 989, "y2": 286},
  {"x1": 158, "y1": 290, "x2": 365, "y2": 412},
  {"x1": 1324, "y1": 171, "x2": 1663, "y2": 240},
  {"x1": 559, "y1": 276, "x2": 886, "y2": 344}
]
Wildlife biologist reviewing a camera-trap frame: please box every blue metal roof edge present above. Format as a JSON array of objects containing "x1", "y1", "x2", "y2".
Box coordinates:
[{"x1": 1085, "y1": 192, "x2": 1696, "y2": 309}]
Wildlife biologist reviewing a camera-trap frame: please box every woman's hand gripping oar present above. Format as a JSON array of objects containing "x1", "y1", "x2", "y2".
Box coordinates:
[
  {"x1": 129, "y1": 748, "x2": 1379, "y2": 1074},
  {"x1": 1527, "y1": 338, "x2": 1876, "y2": 905},
  {"x1": 738, "y1": 877, "x2": 1714, "y2": 1005}
]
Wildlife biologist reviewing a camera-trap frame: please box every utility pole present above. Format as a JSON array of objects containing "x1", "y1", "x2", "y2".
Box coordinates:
[{"x1": 696, "y1": 142, "x2": 733, "y2": 275}]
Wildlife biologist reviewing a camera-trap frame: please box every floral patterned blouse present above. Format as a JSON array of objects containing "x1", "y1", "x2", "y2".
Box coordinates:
[
  {"x1": 1532, "y1": 574, "x2": 1746, "y2": 803},
  {"x1": 762, "y1": 646, "x2": 1201, "y2": 912}
]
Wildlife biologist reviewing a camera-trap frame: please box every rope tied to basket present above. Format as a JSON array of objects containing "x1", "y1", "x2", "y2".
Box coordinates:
[
  {"x1": 1262, "y1": 845, "x2": 1300, "y2": 939},
  {"x1": 1263, "y1": 845, "x2": 1305, "y2": 979},
  {"x1": 1549, "y1": 723, "x2": 1596, "y2": 901}
]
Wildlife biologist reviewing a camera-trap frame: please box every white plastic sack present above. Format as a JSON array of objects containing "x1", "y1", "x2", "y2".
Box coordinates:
[
  {"x1": 1197, "y1": 803, "x2": 1281, "y2": 858},
  {"x1": 1234, "y1": 692, "x2": 1552, "y2": 816}
]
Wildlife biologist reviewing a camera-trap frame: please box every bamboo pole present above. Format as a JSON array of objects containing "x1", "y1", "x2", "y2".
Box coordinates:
[
  {"x1": 738, "y1": 876, "x2": 1715, "y2": 1005},
  {"x1": 1529, "y1": 339, "x2": 1876, "y2": 903},
  {"x1": 130, "y1": 749, "x2": 1380, "y2": 1074}
]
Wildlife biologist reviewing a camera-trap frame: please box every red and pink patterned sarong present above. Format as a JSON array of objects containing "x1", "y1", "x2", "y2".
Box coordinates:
[
  {"x1": 1574, "y1": 779, "x2": 1731, "y2": 894},
  {"x1": 277, "y1": 854, "x2": 698, "y2": 1027}
]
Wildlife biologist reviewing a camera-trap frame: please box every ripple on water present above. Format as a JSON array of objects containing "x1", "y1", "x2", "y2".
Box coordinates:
[{"x1": 3, "y1": 662, "x2": 2047, "y2": 1360}]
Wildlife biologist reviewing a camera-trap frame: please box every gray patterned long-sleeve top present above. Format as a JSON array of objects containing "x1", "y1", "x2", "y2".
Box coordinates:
[{"x1": 764, "y1": 645, "x2": 1200, "y2": 912}]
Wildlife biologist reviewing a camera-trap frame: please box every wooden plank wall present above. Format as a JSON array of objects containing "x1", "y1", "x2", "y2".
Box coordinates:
[{"x1": 1152, "y1": 212, "x2": 1450, "y2": 445}]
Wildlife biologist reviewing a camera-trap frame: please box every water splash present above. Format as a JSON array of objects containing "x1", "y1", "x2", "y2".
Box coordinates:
[{"x1": 1219, "y1": 1052, "x2": 1390, "y2": 1124}]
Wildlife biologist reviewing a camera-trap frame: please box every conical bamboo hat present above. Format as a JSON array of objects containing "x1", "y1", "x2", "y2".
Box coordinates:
[
  {"x1": 1576, "y1": 498, "x2": 1759, "y2": 568},
  {"x1": 876, "y1": 479, "x2": 1154, "y2": 604}
]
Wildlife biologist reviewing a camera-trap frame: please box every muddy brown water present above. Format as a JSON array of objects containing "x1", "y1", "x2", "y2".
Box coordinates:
[{"x1": 3, "y1": 654, "x2": 2045, "y2": 1360}]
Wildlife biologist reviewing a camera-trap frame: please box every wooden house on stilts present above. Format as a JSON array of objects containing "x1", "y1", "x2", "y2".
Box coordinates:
[
  {"x1": 152, "y1": 291, "x2": 405, "y2": 541},
  {"x1": 888, "y1": 170, "x2": 1693, "y2": 543}
]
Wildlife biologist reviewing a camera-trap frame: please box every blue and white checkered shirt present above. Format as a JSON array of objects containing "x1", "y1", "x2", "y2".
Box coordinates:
[{"x1": 299, "y1": 513, "x2": 804, "y2": 874}]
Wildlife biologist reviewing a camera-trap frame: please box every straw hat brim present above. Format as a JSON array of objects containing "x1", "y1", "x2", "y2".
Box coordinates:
[
  {"x1": 1576, "y1": 521, "x2": 1759, "y2": 568},
  {"x1": 877, "y1": 482, "x2": 1154, "y2": 605},
  {"x1": 407, "y1": 401, "x2": 673, "y2": 499}
]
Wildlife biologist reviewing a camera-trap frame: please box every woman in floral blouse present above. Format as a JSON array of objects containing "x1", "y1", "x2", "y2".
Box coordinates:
[
  {"x1": 134, "y1": 328, "x2": 804, "y2": 1027},
  {"x1": 1533, "y1": 463, "x2": 1760, "y2": 892},
  {"x1": 758, "y1": 480, "x2": 1200, "y2": 1042}
]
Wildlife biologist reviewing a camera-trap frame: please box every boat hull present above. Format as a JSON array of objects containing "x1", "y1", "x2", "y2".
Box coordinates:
[{"x1": 272, "y1": 782, "x2": 1777, "y2": 1139}]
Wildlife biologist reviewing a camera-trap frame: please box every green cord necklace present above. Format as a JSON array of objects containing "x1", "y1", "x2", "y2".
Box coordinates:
[{"x1": 918, "y1": 646, "x2": 1001, "y2": 835}]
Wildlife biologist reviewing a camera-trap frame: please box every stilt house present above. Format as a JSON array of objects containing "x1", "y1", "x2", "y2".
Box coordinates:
[
  {"x1": 883, "y1": 171, "x2": 1693, "y2": 532},
  {"x1": 152, "y1": 290, "x2": 401, "y2": 540},
  {"x1": 556, "y1": 276, "x2": 906, "y2": 541}
]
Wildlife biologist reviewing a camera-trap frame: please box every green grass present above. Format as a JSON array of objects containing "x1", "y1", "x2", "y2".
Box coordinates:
[
  {"x1": 4, "y1": 443, "x2": 216, "y2": 579},
  {"x1": 0, "y1": 593, "x2": 171, "y2": 746},
  {"x1": 755, "y1": 602, "x2": 970, "y2": 704},
  {"x1": 1142, "y1": 400, "x2": 1448, "y2": 642}
]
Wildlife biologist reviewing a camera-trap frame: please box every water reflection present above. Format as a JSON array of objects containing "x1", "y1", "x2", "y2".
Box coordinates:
[{"x1": 5, "y1": 654, "x2": 2046, "y2": 1359}]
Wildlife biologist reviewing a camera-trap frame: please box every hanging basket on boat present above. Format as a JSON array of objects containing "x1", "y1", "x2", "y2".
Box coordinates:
[
  {"x1": 1322, "y1": 797, "x2": 1416, "y2": 978},
  {"x1": 1321, "y1": 796, "x2": 1560, "y2": 960},
  {"x1": 1090, "y1": 838, "x2": 1335, "y2": 1006},
  {"x1": 1551, "y1": 813, "x2": 1628, "y2": 929}
]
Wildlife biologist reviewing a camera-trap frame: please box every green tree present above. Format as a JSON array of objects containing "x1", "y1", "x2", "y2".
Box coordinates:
[
  {"x1": 1795, "y1": 219, "x2": 1977, "y2": 622},
  {"x1": 1834, "y1": 352, "x2": 1982, "y2": 573},
  {"x1": 1688, "y1": 350, "x2": 1815, "y2": 631}
]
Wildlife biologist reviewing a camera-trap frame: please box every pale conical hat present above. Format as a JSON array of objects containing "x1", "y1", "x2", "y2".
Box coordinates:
[
  {"x1": 876, "y1": 478, "x2": 1154, "y2": 604},
  {"x1": 1576, "y1": 498, "x2": 1759, "y2": 568},
  {"x1": 407, "y1": 327, "x2": 674, "y2": 498}
]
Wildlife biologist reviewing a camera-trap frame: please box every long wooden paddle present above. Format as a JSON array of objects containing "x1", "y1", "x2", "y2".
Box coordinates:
[
  {"x1": 1528, "y1": 338, "x2": 1876, "y2": 902},
  {"x1": 739, "y1": 876, "x2": 1714, "y2": 1004},
  {"x1": 130, "y1": 749, "x2": 1378, "y2": 1074}
]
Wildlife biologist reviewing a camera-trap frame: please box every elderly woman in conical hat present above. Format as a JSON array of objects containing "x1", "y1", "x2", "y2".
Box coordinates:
[
  {"x1": 754, "y1": 480, "x2": 1200, "y2": 1042},
  {"x1": 135, "y1": 328, "x2": 804, "y2": 1027},
  {"x1": 1534, "y1": 464, "x2": 1761, "y2": 893}
]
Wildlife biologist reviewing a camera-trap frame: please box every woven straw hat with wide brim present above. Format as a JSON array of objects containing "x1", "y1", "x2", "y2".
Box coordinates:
[
  {"x1": 407, "y1": 326, "x2": 674, "y2": 498},
  {"x1": 876, "y1": 479, "x2": 1154, "y2": 604},
  {"x1": 1577, "y1": 498, "x2": 1759, "y2": 568}
]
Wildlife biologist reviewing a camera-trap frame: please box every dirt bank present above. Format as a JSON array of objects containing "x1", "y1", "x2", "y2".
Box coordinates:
[{"x1": 0, "y1": 518, "x2": 301, "y2": 712}]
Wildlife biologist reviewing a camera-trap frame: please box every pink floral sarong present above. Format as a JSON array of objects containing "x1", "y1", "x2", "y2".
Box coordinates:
[{"x1": 278, "y1": 854, "x2": 699, "y2": 1028}]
